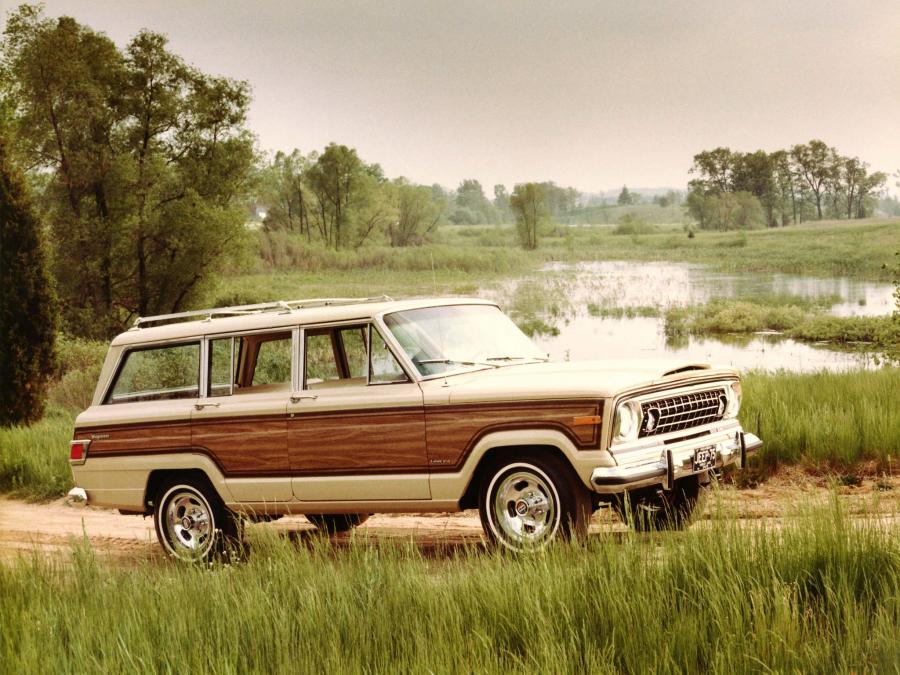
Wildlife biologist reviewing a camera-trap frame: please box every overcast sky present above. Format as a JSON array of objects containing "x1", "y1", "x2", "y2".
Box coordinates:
[{"x1": 9, "y1": 0, "x2": 900, "y2": 192}]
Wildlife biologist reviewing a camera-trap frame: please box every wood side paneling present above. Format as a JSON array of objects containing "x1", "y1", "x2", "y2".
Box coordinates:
[
  {"x1": 288, "y1": 409, "x2": 428, "y2": 473},
  {"x1": 77, "y1": 399, "x2": 602, "y2": 479},
  {"x1": 192, "y1": 418, "x2": 289, "y2": 475},
  {"x1": 78, "y1": 421, "x2": 191, "y2": 456},
  {"x1": 425, "y1": 400, "x2": 603, "y2": 470}
]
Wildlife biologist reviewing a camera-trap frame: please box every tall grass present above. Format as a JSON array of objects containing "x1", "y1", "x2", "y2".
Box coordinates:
[
  {"x1": 0, "y1": 500, "x2": 897, "y2": 673},
  {"x1": 665, "y1": 299, "x2": 900, "y2": 357},
  {"x1": 740, "y1": 369, "x2": 900, "y2": 470},
  {"x1": 0, "y1": 412, "x2": 74, "y2": 500}
]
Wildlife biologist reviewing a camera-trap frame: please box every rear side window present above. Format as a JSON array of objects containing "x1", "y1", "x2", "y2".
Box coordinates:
[{"x1": 107, "y1": 343, "x2": 200, "y2": 404}]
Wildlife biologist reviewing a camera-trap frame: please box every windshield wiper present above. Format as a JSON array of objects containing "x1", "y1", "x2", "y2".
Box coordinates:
[
  {"x1": 417, "y1": 358, "x2": 498, "y2": 368},
  {"x1": 486, "y1": 355, "x2": 549, "y2": 362}
]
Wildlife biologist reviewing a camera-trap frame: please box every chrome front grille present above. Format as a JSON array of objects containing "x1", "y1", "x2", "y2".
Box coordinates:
[{"x1": 639, "y1": 388, "x2": 726, "y2": 437}]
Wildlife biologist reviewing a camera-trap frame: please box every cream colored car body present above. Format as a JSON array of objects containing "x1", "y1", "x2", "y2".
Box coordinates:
[{"x1": 69, "y1": 297, "x2": 759, "y2": 516}]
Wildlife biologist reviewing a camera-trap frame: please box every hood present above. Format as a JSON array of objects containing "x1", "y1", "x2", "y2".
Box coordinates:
[{"x1": 438, "y1": 359, "x2": 738, "y2": 404}]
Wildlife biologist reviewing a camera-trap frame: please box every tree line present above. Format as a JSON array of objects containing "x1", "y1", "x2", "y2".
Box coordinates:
[
  {"x1": 256, "y1": 149, "x2": 581, "y2": 245},
  {"x1": 686, "y1": 141, "x2": 886, "y2": 230}
]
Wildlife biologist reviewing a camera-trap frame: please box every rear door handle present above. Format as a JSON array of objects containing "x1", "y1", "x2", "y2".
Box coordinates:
[
  {"x1": 290, "y1": 394, "x2": 318, "y2": 403},
  {"x1": 194, "y1": 402, "x2": 221, "y2": 410}
]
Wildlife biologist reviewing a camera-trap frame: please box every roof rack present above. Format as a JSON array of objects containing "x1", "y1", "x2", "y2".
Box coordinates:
[{"x1": 131, "y1": 296, "x2": 394, "y2": 329}]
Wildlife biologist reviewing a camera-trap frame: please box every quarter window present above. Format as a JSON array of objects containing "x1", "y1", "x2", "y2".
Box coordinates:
[{"x1": 107, "y1": 343, "x2": 200, "y2": 404}]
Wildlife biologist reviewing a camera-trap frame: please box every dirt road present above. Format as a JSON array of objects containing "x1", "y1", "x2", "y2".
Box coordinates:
[{"x1": 1, "y1": 472, "x2": 896, "y2": 565}]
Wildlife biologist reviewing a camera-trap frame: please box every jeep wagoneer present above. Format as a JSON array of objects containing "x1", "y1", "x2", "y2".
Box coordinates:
[{"x1": 68, "y1": 296, "x2": 762, "y2": 557}]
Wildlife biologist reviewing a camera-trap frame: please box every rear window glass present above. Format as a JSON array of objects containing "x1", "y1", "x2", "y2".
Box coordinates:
[{"x1": 107, "y1": 343, "x2": 200, "y2": 404}]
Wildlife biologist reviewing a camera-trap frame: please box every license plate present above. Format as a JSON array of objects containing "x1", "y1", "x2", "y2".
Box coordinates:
[{"x1": 693, "y1": 446, "x2": 717, "y2": 472}]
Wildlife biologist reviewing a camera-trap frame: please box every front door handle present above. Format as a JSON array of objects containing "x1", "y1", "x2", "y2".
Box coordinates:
[
  {"x1": 194, "y1": 402, "x2": 221, "y2": 410},
  {"x1": 290, "y1": 394, "x2": 318, "y2": 403}
]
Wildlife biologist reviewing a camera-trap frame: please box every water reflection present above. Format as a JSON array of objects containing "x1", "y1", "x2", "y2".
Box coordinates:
[{"x1": 485, "y1": 261, "x2": 893, "y2": 372}]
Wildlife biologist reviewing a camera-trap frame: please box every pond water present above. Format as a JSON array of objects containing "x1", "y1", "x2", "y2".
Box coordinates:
[{"x1": 483, "y1": 261, "x2": 894, "y2": 372}]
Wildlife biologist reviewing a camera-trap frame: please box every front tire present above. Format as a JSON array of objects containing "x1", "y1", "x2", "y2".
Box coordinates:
[
  {"x1": 153, "y1": 478, "x2": 242, "y2": 561},
  {"x1": 306, "y1": 513, "x2": 369, "y2": 533},
  {"x1": 479, "y1": 453, "x2": 590, "y2": 551}
]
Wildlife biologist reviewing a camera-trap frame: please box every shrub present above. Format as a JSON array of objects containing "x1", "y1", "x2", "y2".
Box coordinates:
[
  {"x1": 0, "y1": 132, "x2": 57, "y2": 426},
  {"x1": 612, "y1": 214, "x2": 657, "y2": 235}
]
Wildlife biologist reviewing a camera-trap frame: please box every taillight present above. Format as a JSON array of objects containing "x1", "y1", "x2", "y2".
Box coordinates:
[{"x1": 69, "y1": 440, "x2": 91, "y2": 465}]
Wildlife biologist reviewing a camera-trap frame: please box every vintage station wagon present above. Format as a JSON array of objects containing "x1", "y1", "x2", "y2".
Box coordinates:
[{"x1": 68, "y1": 297, "x2": 762, "y2": 557}]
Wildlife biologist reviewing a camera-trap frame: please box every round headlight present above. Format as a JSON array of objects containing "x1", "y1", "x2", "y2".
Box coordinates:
[
  {"x1": 614, "y1": 400, "x2": 641, "y2": 443},
  {"x1": 725, "y1": 381, "x2": 742, "y2": 418}
]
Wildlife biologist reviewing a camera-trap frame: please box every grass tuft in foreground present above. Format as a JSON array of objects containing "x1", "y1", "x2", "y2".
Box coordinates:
[{"x1": 0, "y1": 500, "x2": 897, "y2": 673}]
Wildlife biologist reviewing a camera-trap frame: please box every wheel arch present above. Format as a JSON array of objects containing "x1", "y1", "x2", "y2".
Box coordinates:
[
  {"x1": 141, "y1": 453, "x2": 233, "y2": 511},
  {"x1": 457, "y1": 441, "x2": 582, "y2": 510}
]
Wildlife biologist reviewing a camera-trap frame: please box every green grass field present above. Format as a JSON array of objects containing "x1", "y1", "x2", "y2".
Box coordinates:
[
  {"x1": 0, "y1": 499, "x2": 896, "y2": 673},
  {"x1": 439, "y1": 218, "x2": 900, "y2": 281}
]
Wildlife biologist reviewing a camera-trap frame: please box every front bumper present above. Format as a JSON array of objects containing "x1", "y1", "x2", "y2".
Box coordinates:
[{"x1": 590, "y1": 426, "x2": 762, "y2": 494}]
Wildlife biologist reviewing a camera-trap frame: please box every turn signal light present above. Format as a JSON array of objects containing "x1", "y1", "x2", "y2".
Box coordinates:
[{"x1": 69, "y1": 440, "x2": 91, "y2": 465}]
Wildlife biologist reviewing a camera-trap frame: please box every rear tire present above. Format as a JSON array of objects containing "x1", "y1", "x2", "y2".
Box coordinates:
[
  {"x1": 615, "y1": 474, "x2": 706, "y2": 531},
  {"x1": 479, "y1": 453, "x2": 591, "y2": 551},
  {"x1": 306, "y1": 513, "x2": 369, "y2": 533},
  {"x1": 153, "y1": 477, "x2": 243, "y2": 561}
]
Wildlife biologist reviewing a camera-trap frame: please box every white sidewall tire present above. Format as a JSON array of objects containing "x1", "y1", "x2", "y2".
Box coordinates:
[
  {"x1": 155, "y1": 483, "x2": 218, "y2": 561},
  {"x1": 484, "y1": 462, "x2": 563, "y2": 552}
]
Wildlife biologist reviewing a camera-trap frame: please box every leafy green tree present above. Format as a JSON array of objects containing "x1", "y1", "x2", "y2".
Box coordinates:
[
  {"x1": 732, "y1": 151, "x2": 777, "y2": 227},
  {"x1": 451, "y1": 179, "x2": 498, "y2": 224},
  {"x1": 257, "y1": 149, "x2": 312, "y2": 238},
  {"x1": 689, "y1": 148, "x2": 735, "y2": 194},
  {"x1": 389, "y1": 180, "x2": 445, "y2": 246},
  {"x1": 0, "y1": 131, "x2": 57, "y2": 425},
  {"x1": 304, "y1": 143, "x2": 374, "y2": 249},
  {"x1": 509, "y1": 182, "x2": 549, "y2": 249},
  {"x1": 790, "y1": 140, "x2": 836, "y2": 220},
  {"x1": 617, "y1": 185, "x2": 633, "y2": 205},
  {"x1": 492, "y1": 184, "x2": 511, "y2": 221},
  {"x1": 2, "y1": 6, "x2": 254, "y2": 337}
]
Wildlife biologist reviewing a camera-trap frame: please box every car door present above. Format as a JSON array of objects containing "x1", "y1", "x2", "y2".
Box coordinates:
[
  {"x1": 288, "y1": 322, "x2": 430, "y2": 501},
  {"x1": 191, "y1": 330, "x2": 293, "y2": 502}
]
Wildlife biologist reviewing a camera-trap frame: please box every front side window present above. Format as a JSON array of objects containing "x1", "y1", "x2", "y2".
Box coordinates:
[
  {"x1": 303, "y1": 324, "x2": 408, "y2": 389},
  {"x1": 384, "y1": 304, "x2": 545, "y2": 377},
  {"x1": 107, "y1": 343, "x2": 200, "y2": 404}
]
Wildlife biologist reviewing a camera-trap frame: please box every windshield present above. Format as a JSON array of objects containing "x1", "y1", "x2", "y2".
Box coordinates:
[{"x1": 383, "y1": 304, "x2": 546, "y2": 377}]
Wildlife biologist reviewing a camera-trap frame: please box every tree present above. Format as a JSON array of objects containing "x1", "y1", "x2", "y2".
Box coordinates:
[
  {"x1": 509, "y1": 182, "x2": 549, "y2": 249},
  {"x1": 617, "y1": 185, "x2": 633, "y2": 205},
  {"x1": 790, "y1": 140, "x2": 836, "y2": 220},
  {"x1": 2, "y1": 6, "x2": 255, "y2": 337},
  {"x1": 492, "y1": 184, "x2": 511, "y2": 221},
  {"x1": 0, "y1": 131, "x2": 57, "y2": 425},
  {"x1": 257, "y1": 149, "x2": 311, "y2": 237},
  {"x1": 689, "y1": 148, "x2": 735, "y2": 194},
  {"x1": 304, "y1": 143, "x2": 368, "y2": 249},
  {"x1": 389, "y1": 181, "x2": 445, "y2": 246},
  {"x1": 451, "y1": 179, "x2": 498, "y2": 224},
  {"x1": 732, "y1": 151, "x2": 777, "y2": 227}
]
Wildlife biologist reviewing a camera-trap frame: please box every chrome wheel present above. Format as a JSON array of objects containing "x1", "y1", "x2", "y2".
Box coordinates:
[
  {"x1": 488, "y1": 466, "x2": 560, "y2": 549},
  {"x1": 160, "y1": 486, "x2": 215, "y2": 558}
]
